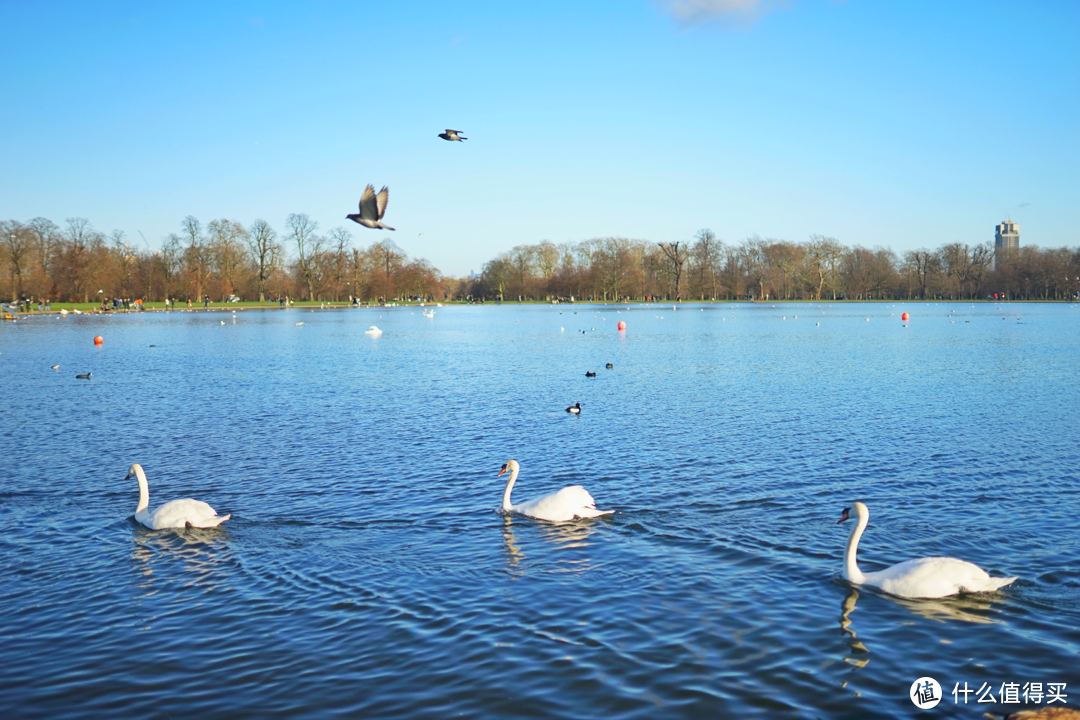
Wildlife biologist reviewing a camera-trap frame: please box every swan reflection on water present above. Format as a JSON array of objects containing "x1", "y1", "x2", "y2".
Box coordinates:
[
  {"x1": 839, "y1": 587, "x2": 870, "y2": 669},
  {"x1": 129, "y1": 525, "x2": 234, "y2": 611},
  {"x1": 500, "y1": 515, "x2": 600, "y2": 576},
  {"x1": 838, "y1": 583, "x2": 1005, "y2": 671},
  {"x1": 890, "y1": 590, "x2": 1003, "y2": 625}
]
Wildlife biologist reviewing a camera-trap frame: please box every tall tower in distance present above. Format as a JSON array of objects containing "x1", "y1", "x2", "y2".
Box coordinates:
[{"x1": 994, "y1": 219, "x2": 1020, "y2": 270}]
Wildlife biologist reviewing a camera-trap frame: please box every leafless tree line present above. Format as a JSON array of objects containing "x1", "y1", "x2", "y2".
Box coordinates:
[
  {"x1": 4, "y1": 217, "x2": 1078, "y2": 305},
  {"x1": 0, "y1": 215, "x2": 445, "y2": 303},
  {"x1": 463, "y1": 232, "x2": 1080, "y2": 302}
]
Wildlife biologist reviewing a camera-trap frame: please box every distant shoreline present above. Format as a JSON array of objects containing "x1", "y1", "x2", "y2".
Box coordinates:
[{"x1": 5, "y1": 296, "x2": 1073, "y2": 318}]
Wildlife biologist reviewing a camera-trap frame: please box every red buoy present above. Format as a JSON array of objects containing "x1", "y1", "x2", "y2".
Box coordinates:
[
  {"x1": 901, "y1": 312, "x2": 909, "y2": 321},
  {"x1": 617, "y1": 321, "x2": 626, "y2": 330},
  {"x1": 94, "y1": 335, "x2": 103, "y2": 345}
]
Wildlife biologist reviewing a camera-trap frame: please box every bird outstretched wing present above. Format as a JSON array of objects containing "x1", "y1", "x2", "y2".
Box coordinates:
[
  {"x1": 358, "y1": 184, "x2": 378, "y2": 221},
  {"x1": 375, "y1": 186, "x2": 389, "y2": 219},
  {"x1": 446, "y1": 129, "x2": 461, "y2": 134}
]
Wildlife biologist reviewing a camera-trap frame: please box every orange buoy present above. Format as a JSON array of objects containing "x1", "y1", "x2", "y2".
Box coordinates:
[
  {"x1": 617, "y1": 321, "x2": 626, "y2": 330},
  {"x1": 93, "y1": 335, "x2": 103, "y2": 345},
  {"x1": 901, "y1": 312, "x2": 910, "y2": 321}
]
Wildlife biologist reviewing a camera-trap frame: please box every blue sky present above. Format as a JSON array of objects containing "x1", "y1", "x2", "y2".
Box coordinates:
[{"x1": 2, "y1": 0, "x2": 1077, "y2": 276}]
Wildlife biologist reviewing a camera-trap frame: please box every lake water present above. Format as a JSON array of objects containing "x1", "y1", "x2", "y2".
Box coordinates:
[{"x1": 1, "y1": 301, "x2": 1078, "y2": 718}]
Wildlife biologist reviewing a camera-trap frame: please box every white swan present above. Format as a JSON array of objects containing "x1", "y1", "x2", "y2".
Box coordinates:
[
  {"x1": 839, "y1": 501, "x2": 1015, "y2": 599},
  {"x1": 498, "y1": 459, "x2": 613, "y2": 522},
  {"x1": 365, "y1": 326, "x2": 382, "y2": 336},
  {"x1": 127, "y1": 463, "x2": 231, "y2": 530}
]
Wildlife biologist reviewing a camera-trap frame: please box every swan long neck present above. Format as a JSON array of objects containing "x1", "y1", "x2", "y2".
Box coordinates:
[
  {"x1": 502, "y1": 466, "x2": 518, "y2": 512},
  {"x1": 844, "y1": 510, "x2": 868, "y2": 584},
  {"x1": 134, "y1": 466, "x2": 150, "y2": 514}
]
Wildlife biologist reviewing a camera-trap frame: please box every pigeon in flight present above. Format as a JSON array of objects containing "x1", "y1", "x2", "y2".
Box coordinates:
[
  {"x1": 347, "y1": 185, "x2": 396, "y2": 231},
  {"x1": 438, "y1": 129, "x2": 467, "y2": 142}
]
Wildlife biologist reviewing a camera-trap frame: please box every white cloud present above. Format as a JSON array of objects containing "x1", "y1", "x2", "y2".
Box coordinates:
[{"x1": 661, "y1": 0, "x2": 788, "y2": 26}]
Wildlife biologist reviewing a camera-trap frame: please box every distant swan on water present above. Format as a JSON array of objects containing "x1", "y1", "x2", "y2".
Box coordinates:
[
  {"x1": 838, "y1": 501, "x2": 1015, "y2": 599},
  {"x1": 498, "y1": 459, "x2": 613, "y2": 522},
  {"x1": 126, "y1": 463, "x2": 230, "y2": 530},
  {"x1": 365, "y1": 326, "x2": 382, "y2": 336}
]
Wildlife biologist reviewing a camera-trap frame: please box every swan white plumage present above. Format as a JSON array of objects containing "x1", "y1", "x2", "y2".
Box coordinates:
[
  {"x1": 365, "y1": 325, "x2": 382, "y2": 336},
  {"x1": 498, "y1": 459, "x2": 613, "y2": 522},
  {"x1": 839, "y1": 501, "x2": 1015, "y2": 599},
  {"x1": 127, "y1": 463, "x2": 231, "y2": 530}
]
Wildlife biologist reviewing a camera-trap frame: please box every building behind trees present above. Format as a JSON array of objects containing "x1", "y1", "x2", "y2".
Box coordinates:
[{"x1": 994, "y1": 219, "x2": 1020, "y2": 270}]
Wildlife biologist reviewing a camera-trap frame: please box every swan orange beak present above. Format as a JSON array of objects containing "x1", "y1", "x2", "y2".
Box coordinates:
[
  {"x1": 837, "y1": 508, "x2": 850, "y2": 524},
  {"x1": 498, "y1": 465, "x2": 508, "y2": 477}
]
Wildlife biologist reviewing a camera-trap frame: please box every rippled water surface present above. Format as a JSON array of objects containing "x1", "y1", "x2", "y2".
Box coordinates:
[{"x1": 2, "y1": 302, "x2": 1078, "y2": 718}]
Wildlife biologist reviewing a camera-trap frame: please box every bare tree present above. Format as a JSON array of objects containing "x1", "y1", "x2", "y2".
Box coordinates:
[
  {"x1": 591, "y1": 237, "x2": 635, "y2": 301},
  {"x1": 657, "y1": 240, "x2": 687, "y2": 301},
  {"x1": 508, "y1": 244, "x2": 535, "y2": 299},
  {"x1": 535, "y1": 241, "x2": 559, "y2": 280},
  {"x1": 483, "y1": 254, "x2": 511, "y2": 301},
  {"x1": 108, "y1": 229, "x2": 138, "y2": 299},
  {"x1": 180, "y1": 216, "x2": 213, "y2": 302},
  {"x1": 26, "y1": 217, "x2": 59, "y2": 279},
  {"x1": 59, "y1": 217, "x2": 102, "y2": 302},
  {"x1": 397, "y1": 258, "x2": 441, "y2": 301},
  {"x1": 246, "y1": 219, "x2": 282, "y2": 301},
  {"x1": 867, "y1": 247, "x2": 899, "y2": 299},
  {"x1": 286, "y1": 213, "x2": 322, "y2": 300},
  {"x1": 369, "y1": 238, "x2": 406, "y2": 300},
  {"x1": 326, "y1": 226, "x2": 353, "y2": 301},
  {"x1": 904, "y1": 249, "x2": 941, "y2": 299},
  {"x1": 207, "y1": 219, "x2": 249, "y2": 300},
  {"x1": 741, "y1": 236, "x2": 768, "y2": 301},
  {"x1": 158, "y1": 234, "x2": 183, "y2": 302},
  {"x1": 2, "y1": 221, "x2": 31, "y2": 302},
  {"x1": 804, "y1": 235, "x2": 843, "y2": 300},
  {"x1": 762, "y1": 240, "x2": 803, "y2": 300},
  {"x1": 841, "y1": 246, "x2": 874, "y2": 299},
  {"x1": 967, "y1": 242, "x2": 993, "y2": 298},
  {"x1": 691, "y1": 229, "x2": 722, "y2": 300},
  {"x1": 720, "y1": 245, "x2": 744, "y2": 299}
]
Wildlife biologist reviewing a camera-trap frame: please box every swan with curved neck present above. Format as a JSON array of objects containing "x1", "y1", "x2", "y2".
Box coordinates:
[
  {"x1": 127, "y1": 463, "x2": 231, "y2": 530},
  {"x1": 839, "y1": 501, "x2": 1015, "y2": 599},
  {"x1": 499, "y1": 459, "x2": 613, "y2": 522}
]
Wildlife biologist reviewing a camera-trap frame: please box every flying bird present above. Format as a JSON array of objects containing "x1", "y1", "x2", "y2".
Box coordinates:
[
  {"x1": 347, "y1": 185, "x2": 396, "y2": 231},
  {"x1": 438, "y1": 129, "x2": 467, "y2": 141}
]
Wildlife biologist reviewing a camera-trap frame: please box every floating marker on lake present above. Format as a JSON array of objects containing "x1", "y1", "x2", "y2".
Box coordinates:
[
  {"x1": 93, "y1": 335, "x2": 103, "y2": 345},
  {"x1": 617, "y1": 321, "x2": 626, "y2": 330},
  {"x1": 901, "y1": 312, "x2": 910, "y2": 321}
]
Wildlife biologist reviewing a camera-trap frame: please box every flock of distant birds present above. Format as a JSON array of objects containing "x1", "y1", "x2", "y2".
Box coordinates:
[{"x1": 344, "y1": 129, "x2": 467, "y2": 232}]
